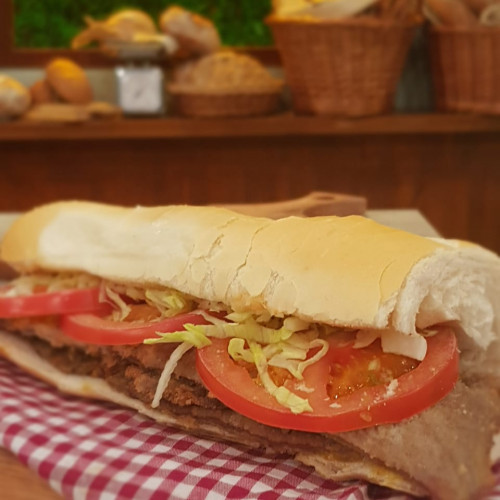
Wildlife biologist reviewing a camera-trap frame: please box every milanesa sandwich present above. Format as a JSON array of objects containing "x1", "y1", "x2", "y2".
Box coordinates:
[{"x1": 0, "y1": 201, "x2": 499, "y2": 499}]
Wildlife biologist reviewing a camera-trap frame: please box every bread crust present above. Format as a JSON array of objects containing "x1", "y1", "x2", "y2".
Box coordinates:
[{"x1": 2, "y1": 200, "x2": 498, "y2": 352}]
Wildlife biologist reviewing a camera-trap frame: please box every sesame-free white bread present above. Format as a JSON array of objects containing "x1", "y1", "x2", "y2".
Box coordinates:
[{"x1": 1, "y1": 201, "x2": 499, "y2": 355}]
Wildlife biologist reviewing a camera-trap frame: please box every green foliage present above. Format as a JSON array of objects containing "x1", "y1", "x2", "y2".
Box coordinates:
[{"x1": 13, "y1": 0, "x2": 273, "y2": 48}]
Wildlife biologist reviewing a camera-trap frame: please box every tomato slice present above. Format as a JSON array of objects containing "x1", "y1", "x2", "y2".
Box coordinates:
[
  {"x1": 0, "y1": 286, "x2": 107, "y2": 318},
  {"x1": 196, "y1": 327, "x2": 458, "y2": 433},
  {"x1": 61, "y1": 311, "x2": 211, "y2": 345}
]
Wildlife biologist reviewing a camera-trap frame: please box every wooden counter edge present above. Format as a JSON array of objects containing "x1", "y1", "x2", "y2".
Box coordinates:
[{"x1": 2, "y1": 114, "x2": 500, "y2": 141}]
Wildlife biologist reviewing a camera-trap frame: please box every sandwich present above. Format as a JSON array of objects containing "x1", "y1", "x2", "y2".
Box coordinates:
[{"x1": 0, "y1": 201, "x2": 499, "y2": 499}]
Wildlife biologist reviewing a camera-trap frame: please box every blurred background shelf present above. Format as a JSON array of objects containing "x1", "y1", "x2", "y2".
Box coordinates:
[
  {"x1": 2, "y1": 113, "x2": 500, "y2": 141},
  {"x1": 1, "y1": 112, "x2": 499, "y2": 255}
]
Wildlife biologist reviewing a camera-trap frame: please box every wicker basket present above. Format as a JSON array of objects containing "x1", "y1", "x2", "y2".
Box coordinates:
[
  {"x1": 169, "y1": 88, "x2": 282, "y2": 118},
  {"x1": 268, "y1": 17, "x2": 418, "y2": 117},
  {"x1": 429, "y1": 26, "x2": 500, "y2": 114}
]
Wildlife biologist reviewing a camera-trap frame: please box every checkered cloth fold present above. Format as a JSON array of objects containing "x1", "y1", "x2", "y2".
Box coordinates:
[{"x1": 0, "y1": 357, "x2": 499, "y2": 500}]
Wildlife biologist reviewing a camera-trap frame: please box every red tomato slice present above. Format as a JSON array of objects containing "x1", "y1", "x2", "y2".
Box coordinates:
[
  {"x1": 61, "y1": 311, "x2": 210, "y2": 345},
  {"x1": 0, "y1": 286, "x2": 107, "y2": 318},
  {"x1": 195, "y1": 327, "x2": 458, "y2": 433}
]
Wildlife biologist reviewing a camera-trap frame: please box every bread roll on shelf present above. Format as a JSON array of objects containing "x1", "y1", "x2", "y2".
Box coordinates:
[
  {"x1": 45, "y1": 58, "x2": 93, "y2": 105},
  {"x1": 71, "y1": 9, "x2": 157, "y2": 49},
  {"x1": 0, "y1": 76, "x2": 31, "y2": 119},
  {"x1": 159, "y1": 6, "x2": 220, "y2": 57},
  {"x1": 29, "y1": 79, "x2": 57, "y2": 105}
]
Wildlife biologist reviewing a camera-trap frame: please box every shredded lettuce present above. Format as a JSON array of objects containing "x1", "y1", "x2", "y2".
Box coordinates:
[
  {"x1": 120, "y1": 286, "x2": 145, "y2": 302},
  {"x1": 100, "y1": 284, "x2": 194, "y2": 321},
  {"x1": 196, "y1": 309, "x2": 227, "y2": 326},
  {"x1": 144, "y1": 318, "x2": 294, "y2": 350},
  {"x1": 145, "y1": 289, "x2": 191, "y2": 317},
  {"x1": 283, "y1": 317, "x2": 310, "y2": 332},
  {"x1": 228, "y1": 338, "x2": 254, "y2": 363},
  {"x1": 228, "y1": 333, "x2": 327, "y2": 413},
  {"x1": 285, "y1": 329, "x2": 320, "y2": 349},
  {"x1": 144, "y1": 313, "x2": 328, "y2": 414},
  {"x1": 151, "y1": 342, "x2": 193, "y2": 408},
  {"x1": 102, "y1": 285, "x2": 131, "y2": 321},
  {"x1": 249, "y1": 341, "x2": 312, "y2": 414},
  {"x1": 268, "y1": 338, "x2": 328, "y2": 380},
  {"x1": 225, "y1": 311, "x2": 252, "y2": 323},
  {"x1": 145, "y1": 324, "x2": 212, "y2": 348},
  {"x1": 169, "y1": 316, "x2": 294, "y2": 345}
]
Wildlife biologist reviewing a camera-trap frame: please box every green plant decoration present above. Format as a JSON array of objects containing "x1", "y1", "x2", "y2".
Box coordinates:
[{"x1": 13, "y1": 0, "x2": 273, "y2": 48}]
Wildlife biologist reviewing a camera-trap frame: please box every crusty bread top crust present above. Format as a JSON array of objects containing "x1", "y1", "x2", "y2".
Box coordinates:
[{"x1": 1, "y1": 201, "x2": 499, "y2": 350}]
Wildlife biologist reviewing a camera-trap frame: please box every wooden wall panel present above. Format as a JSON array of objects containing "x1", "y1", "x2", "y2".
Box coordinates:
[{"x1": 1, "y1": 134, "x2": 498, "y2": 252}]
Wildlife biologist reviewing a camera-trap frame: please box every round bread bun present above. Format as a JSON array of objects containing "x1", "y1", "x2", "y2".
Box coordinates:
[
  {"x1": 159, "y1": 6, "x2": 220, "y2": 57},
  {"x1": 45, "y1": 58, "x2": 93, "y2": 104},
  {"x1": 30, "y1": 79, "x2": 58, "y2": 105},
  {"x1": 2, "y1": 201, "x2": 499, "y2": 357},
  {"x1": 0, "y1": 75, "x2": 31, "y2": 118},
  {"x1": 171, "y1": 51, "x2": 282, "y2": 93}
]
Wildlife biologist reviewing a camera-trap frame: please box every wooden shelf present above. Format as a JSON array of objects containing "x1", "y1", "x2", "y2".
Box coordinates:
[{"x1": 2, "y1": 113, "x2": 500, "y2": 142}]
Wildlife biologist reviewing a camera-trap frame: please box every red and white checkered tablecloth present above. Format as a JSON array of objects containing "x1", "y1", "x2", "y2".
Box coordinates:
[{"x1": 0, "y1": 357, "x2": 499, "y2": 500}]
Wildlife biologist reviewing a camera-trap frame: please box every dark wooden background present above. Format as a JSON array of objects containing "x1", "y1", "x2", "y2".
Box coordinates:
[{"x1": 1, "y1": 116, "x2": 499, "y2": 253}]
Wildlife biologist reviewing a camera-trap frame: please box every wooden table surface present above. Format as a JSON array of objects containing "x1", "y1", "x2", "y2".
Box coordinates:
[
  {"x1": 0, "y1": 449, "x2": 61, "y2": 500},
  {"x1": 0, "y1": 209, "x2": 440, "y2": 499}
]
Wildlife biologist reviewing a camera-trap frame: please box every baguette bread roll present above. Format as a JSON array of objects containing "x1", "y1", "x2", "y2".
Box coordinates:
[
  {"x1": 0, "y1": 75, "x2": 31, "y2": 118},
  {"x1": 45, "y1": 58, "x2": 93, "y2": 104},
  {"x1": 2, "y1": 201, "x2": 499, "y2": 359}
]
